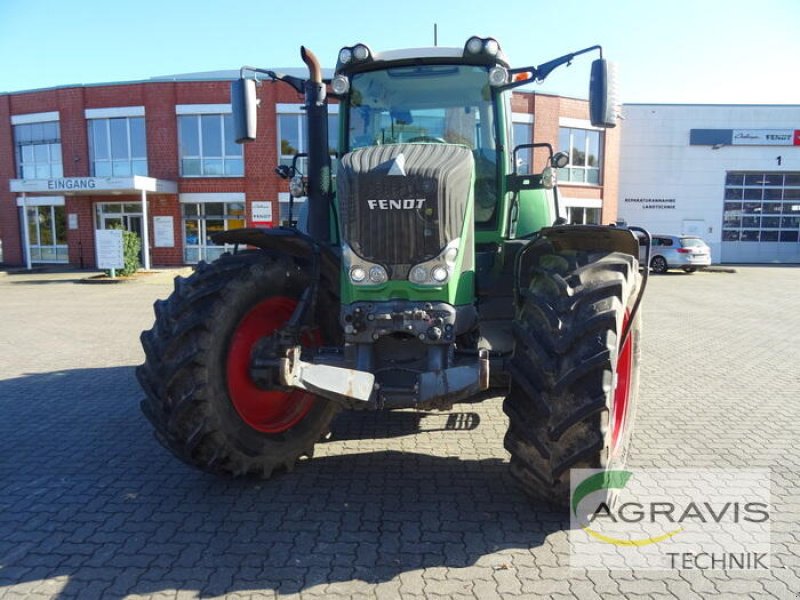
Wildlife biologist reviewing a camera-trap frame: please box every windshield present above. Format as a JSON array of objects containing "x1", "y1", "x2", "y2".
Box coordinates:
[{"x1": 346, "y1": 65, "x2": 498, "y2": 223}]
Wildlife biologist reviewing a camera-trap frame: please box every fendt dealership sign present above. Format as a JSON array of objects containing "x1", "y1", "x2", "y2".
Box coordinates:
[{"x1": 690, "y1": 128, "x2": 800, "y2": 146}]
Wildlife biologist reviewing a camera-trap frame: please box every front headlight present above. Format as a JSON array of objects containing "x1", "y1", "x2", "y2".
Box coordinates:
[
  {"x1": 331, "y1": 74, "x2": 350, "y2": 94},
  {"x1": 408, "y1": 238, "x2": 460, "y2": 286},
  {"x1": 350, "y1": 266, "x2": 366, "y2": 283},
  {"x1": 368, "y1": 265, "x2": 387, "y2": 284},
  {"x1": 431, "y1": 266, "x2": 448, "y2": 283},
  {"x1": 343, "y1": 244, "x2": 389, "y2": 287},
  {"x1": 410, "y1": 266, "x2": 428, "y2": 284}
]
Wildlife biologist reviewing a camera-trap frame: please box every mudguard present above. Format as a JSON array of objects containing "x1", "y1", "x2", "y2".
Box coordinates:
[
  {"x1": 534, "y1": 224, "x2": 639, "y2": 258},
  {"x1": 211, "y1": 227, "x2": 341, "y2": 289}
]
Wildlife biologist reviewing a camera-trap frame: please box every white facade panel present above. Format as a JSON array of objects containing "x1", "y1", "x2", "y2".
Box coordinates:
[
  {"x1": 85, "y1": 106, "x2": 145, "y2": 119},
  {"x1": 10, "y1": 111, "x2": 59, "y2": 125},
  {"x1": 618, "y1": 104, "x2": 800, "y2": 264}
]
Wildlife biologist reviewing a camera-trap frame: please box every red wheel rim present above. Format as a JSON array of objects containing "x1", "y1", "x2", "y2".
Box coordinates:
[
  {"x1": 611, "y1": 311, "x2": 633, "y2": 452},
  {"x1": 226, "y1": 297, "x2": 316, "y2": 434}
]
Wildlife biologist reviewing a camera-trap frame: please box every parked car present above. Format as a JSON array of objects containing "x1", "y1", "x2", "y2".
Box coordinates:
[{"x1": 637, "y1": 233, "x2": 712, "y2": 273}]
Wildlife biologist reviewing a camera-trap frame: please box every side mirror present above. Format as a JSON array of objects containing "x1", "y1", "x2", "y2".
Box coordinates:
[
  {"x1": 589, "y1": 59, "x2": 618, "y2": 128},
  {"x1": 231, "y1": 78, "x2": 258, "y2": 142}
]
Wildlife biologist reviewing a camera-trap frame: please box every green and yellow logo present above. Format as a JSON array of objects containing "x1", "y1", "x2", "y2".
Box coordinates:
[{"x1": 572, "y1": 470, "x2": 683, "y2": 547}]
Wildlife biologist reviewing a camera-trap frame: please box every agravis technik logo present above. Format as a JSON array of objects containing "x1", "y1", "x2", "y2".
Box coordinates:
[{"x1": 569, "y1": 469, "x2": 771, "y2": 570}]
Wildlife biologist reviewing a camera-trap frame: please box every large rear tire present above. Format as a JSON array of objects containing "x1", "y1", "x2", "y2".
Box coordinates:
[
  {"x1": 504, "y1": 246, "x2": 642, "y2": 507},
  {"x1": 137, "y1": 252, "x2": 340, "y2": 478}
]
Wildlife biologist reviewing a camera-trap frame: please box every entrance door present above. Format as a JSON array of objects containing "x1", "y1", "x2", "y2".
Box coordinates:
[
  {"x1": 682, "y1": 219, "x2": 707, "y2": 237},
  {"x1": 96, "y1": 203, "x2": 144, "y2": 262}
]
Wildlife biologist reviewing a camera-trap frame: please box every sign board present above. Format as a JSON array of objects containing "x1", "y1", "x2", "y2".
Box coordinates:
[
  {"x1": 732, "y1": 129, "x2": 799, "y2": 146},
  {"x1": 68, "y1": 213, "x2": 78, "y2": 230},
  {"x1": 9, "y1": 176, "x2": 178, "y2": 194},
  {"x1": 153, "y1": 216, "x2": 174, "y2": 248},
  {"x1": 251, "y1": 201, "x2": 273, "y2": 227},
  {"x1": 95, "y1": 229, "x2": 124, "y2": 270},
  {"x1": 690, "y1": 128, "x2": 800, "y2": 147}
]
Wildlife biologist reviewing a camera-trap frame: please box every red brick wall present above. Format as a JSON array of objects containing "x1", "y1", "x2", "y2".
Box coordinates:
[
  {"x1": 0, "y1": 94, "x2": 20, "y2": 264},
  {"x1": 0, "y1": 79, "x2": 618, "y2": 268},
  {"x1": 511, "y1": 92, "x2": 621, "y2": 223}
]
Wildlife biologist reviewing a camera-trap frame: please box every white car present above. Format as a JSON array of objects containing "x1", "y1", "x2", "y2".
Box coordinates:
[{"x1": 637, "y1": 233, "x2": 712, "y2": 274}]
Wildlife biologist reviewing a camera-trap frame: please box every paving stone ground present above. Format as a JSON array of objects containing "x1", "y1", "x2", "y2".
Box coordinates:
[{"x1": 0, "y1": 265, "x2": 798, "y2": 599}]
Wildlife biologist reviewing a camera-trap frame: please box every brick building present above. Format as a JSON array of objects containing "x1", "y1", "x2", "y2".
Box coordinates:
[{"x1": 0, "y1": 72, "x2": 619, "y2": 268}]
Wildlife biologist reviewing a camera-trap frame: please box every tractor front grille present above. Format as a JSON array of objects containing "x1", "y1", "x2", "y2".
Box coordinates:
[{"x1": 337, "y1": 144, "x2": 473, "y2": 277}]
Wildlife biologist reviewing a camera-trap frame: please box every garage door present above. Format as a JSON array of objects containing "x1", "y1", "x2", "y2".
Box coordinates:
[{"x1": 722, "y1": 171, "x2": 800, "y2": 263}]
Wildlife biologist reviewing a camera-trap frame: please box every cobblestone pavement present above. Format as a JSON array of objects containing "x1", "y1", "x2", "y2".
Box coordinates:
[{"x1": 0, "y1": 266, "x2": 798, "y2": 599}]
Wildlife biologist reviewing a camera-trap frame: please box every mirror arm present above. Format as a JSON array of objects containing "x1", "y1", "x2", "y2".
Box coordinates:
[
  {"x1": 240, "y1": 65, "x2": 306, "y2": 94},
  {"x1": 499, "y1": 45, "x2": 603, "y2": 91}
]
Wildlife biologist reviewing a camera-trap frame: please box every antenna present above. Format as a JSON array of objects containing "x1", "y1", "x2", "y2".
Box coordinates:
[{"x1": 434, "y1": 23, "x2": 438, "y2": 47}]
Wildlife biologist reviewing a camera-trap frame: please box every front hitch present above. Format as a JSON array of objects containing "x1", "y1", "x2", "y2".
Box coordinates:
[{"x1": 279, "y1": 347, "x2": 376, "y2": 406}]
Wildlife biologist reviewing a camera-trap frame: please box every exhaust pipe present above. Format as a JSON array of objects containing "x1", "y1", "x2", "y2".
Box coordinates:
[{"x1": 301, "y1": 46, "x2": 332, "y2": 244}]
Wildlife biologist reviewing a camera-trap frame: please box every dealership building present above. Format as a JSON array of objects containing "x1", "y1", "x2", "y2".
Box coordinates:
[
  {"x1": 618, "y1": 104, "x2": 800, "y2": 264},
  {"x1": 0, "y1": 70, "x2": 619, "y2": 269}
]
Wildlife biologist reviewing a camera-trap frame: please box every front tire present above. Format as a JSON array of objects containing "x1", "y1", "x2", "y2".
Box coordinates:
[
  {"x1": 504, "y1": 247, "x2": 642, "y2": 507},
  {"x1": 137, "y1": 252, "x2": 340, "y2": 478}
]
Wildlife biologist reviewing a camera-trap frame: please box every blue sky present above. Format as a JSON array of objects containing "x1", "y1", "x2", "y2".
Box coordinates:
[{"x1": 1, "y1": 0, "x2": 798, "y2": 104}]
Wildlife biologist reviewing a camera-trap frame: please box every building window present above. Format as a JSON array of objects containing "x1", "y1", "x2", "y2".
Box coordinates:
[
  {"x1": 558, "y1": 127, "x2": 602, "y2": 184},
  {"x1": 723, "y1": 172, "x2": 800, "y2": 243},
  {"x1": 566, "y1": 206, "x2": 601, "y2": 225},
  {"x1": 24, "y1": 204, "x2": 68, "y2": 263},
  {"x1": 178, "y1": 114, "x2": 243, "y2": 177},
  {"x1": 14, "y1": 121, "x2": 62, "y2": 179},
  {"x1": 512, "y1": 119, "x2": 533, "y2": 174},
  {"x1": 278, "y1": 108, "x2": 339, "y2": 173},
  {"x1": 182, "y1": 201, "x2": 245, "y2": 263},
  {"x1": 88, "y1": 117, "x2": 148, "y2": 176}
]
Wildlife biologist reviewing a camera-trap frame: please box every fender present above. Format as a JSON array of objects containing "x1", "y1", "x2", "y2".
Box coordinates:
[{"x1": 211, "y1": 227, "x2": 341, "y2": 291}]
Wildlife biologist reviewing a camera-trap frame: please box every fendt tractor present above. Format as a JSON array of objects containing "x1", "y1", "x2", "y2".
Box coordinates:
[{"x1": 138, "y1": 37, "x2": 650, "y2": 507}]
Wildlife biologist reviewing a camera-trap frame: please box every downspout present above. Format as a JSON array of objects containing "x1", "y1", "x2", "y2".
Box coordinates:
[{"x1": 301, "y1": 47, "x2": 332, "y2": 245}]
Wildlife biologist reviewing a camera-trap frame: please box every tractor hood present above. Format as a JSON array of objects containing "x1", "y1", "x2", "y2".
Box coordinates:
[{"x1": 338, "y1": 143, "x2": 472, "y2": 277}]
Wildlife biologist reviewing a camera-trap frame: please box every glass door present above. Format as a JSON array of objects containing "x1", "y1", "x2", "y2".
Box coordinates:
[{"x1": 96, "y1": 203, "x2": 144, "y2": 263}]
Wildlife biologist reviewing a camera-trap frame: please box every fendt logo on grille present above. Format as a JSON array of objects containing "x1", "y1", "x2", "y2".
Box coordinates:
[{"x1": 367, "y1": 199, "x2": 426, "y2": 210}]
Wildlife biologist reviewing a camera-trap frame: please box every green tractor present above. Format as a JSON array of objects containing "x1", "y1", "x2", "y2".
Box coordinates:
[{"x1": 138, "y1": 37, "x2": 649, "y2": 506}]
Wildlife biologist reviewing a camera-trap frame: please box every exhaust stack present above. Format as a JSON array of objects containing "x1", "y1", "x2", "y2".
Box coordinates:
[{"x1": 301, "y1": 46, "x2": 332, "y2": 244}]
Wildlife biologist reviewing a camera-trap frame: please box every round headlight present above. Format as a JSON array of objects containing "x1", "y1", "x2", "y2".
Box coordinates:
[
  {"x1": 331, "y1": 75, "x2": 350, "y2": 95},
  {"x1": 368, "y1": 265, "x2": 388, "y2": 284},
  {"x1": 338, "y1": 48, "x2": 353, "y2": 64},
  {"x1": 465, "y1": 37, "x2": 483, "y2": 54},
  {"x1": 488, "y1": 66, "x2": 508, "y2": 87},
  {"x1": 431, "y1": 266, "x2": 449, "y2": 283},
  {"x1": 353, "y1": 44, "x2": 370, "y2": 61},
  {"x1": 350, "y1": 266, "x2": 366, "y2": 283},
  {"x1": 410, "y1": 265, "x2": 428, "y2": 284},
  {"x1": 484, "y1": 38, "x2": 500, "y2": 56},
  {"x1": 443, "y1": 247, "x2": 458, "y2": 265}
]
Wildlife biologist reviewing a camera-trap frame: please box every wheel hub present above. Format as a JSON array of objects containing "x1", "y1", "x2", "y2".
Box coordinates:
[{"x1": 226, "y1": 297, "x2": 316, "y2": 434}]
